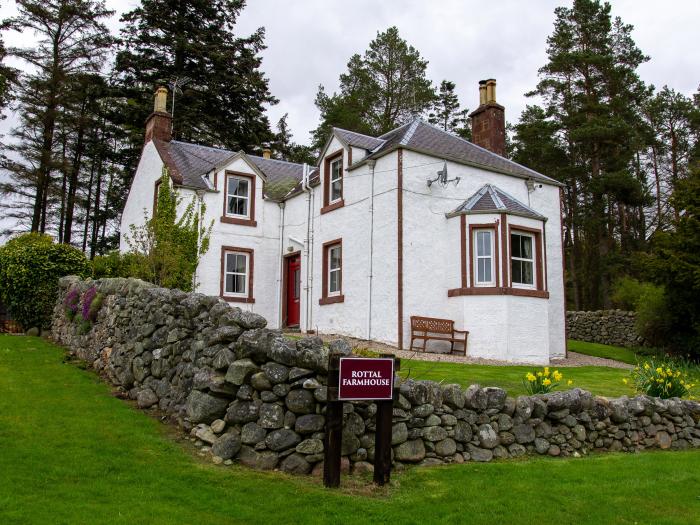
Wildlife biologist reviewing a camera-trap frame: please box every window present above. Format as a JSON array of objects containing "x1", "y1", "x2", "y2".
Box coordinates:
[
  {"x1": 320, "y1": 239, "x2": 344, "y2": 305},
  {"x1": 328, "y1": 244, "x2": 341, "y2": 295},
  {"x1": 220, "y1": 247, "x2": 254, "y2": 303},
  {"x1": 473, "y1": 229, "x2": 495, "y2": 286},
  {"x1": 222, "y1": 172, "x2": 256, "y2": 226},
  {"x1": 330, "y1": 158, "x2": 342, "y2": 203},
  {"x1": 226, "y1": 176, "x2": 250, "y2": 218},
  {"x1": 322, "y1": 150, "x2": 344, "y2": 214},
  {"x1": 511, "y1": 232, "x2": 534, "y2": 287}
]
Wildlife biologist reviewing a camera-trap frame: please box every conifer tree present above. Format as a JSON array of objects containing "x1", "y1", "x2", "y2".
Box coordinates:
[
  {"x1": 428, "y1": 80, "x2": 471, "y2": 140},
  {"x1": 116, "y1": 0, "x2": 277, "y2": 152},
  {"x1": 0, "y1": 0, "x2": 114, "y2": 234},
  {"x1": 515, "y1": 0, "x2": 650, "y2": 308},
  {"x1": 311, "y1": 27, "x2": 435, "y2": 150}
]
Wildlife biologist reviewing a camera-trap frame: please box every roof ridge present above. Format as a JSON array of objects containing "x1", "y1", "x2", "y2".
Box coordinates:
[
  {"x1": 488, "y1": 184, "x2": 507, "y2": 210},
  {"x1": 248, "y1": 155, "x2": 305, "y2": 167},
  {"x1": 377, "y1": 119, "x2": 414, "y2": 139},
  {"x1": 492, "y1": 186, "x2": 544, "y2": 217},
  {"x1": 399, "y1": 118, "x2": 421, "y2": 146},
  {"x1": 332, "y1": 127, "x2": 380, "y2": 141},
  {"x1": 171, "y1": 140, "x2": 233, "y2": 154}
]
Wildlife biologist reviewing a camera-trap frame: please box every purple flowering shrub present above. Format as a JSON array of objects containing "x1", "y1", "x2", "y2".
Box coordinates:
[
  {"x1": 81, "y1": 287, "x2": 97, "y2": 321},
  {"x1": 63, "y1": 288, "x2": 80, "y2": 320}
]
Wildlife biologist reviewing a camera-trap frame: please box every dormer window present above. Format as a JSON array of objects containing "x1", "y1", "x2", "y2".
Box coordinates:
[
  {"x1": 330, "y1": 157, "x2": 342, "y2": 203},
  {"x1": 321, "y1": 150, "x2": 344, "y2": 214},
  {"x1": 227, "y1": 176, "x2": 250, "y2": 217},
  {"x1": 221, "y1": 171, "x2": 257, "y2": 226}
]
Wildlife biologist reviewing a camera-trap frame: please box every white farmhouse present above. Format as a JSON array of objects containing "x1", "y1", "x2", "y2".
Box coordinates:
[{"x1": 120, "y1": 80, "x2": 566, "y2": 364}]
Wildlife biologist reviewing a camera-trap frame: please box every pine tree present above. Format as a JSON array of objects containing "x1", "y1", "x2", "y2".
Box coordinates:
[
  {"x1": 428, "y1": 80, "x2": 471, "y2": 140},
  {"x1": 311, "y1": 27, "x2": 435, "y2": 149},
  {"x1": 116, "y1": 0, "x2": 277, "y2": 152},
  {"x1": 273, "y1": 114, "x2": 315, "y2": 165},
  {"x1": 1, "y1": 0, "x2": 114, "y2": 234},
  {"x1": 518, "y1": 0, "x2": 650, "y2": 308}
]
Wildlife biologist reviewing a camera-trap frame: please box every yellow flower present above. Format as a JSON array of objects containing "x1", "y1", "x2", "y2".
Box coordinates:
[
  {"x1": 666, "y1": 368, "x2": 673, "y2": 376},
  {"x1": 542, "y1": 378, "x2": 552, "y2": 386},
  {"x1": 644, "y1": 363, "x2": 650, "y2": 370},
  {"x1": 656, "y1": 367, "x2": 663, "y2": 374},
  {"x1": 526, "y1": 373, "x2": 536, "y2": 382},
  {"x1": 537, "y1": 372, "x2": 543, "y2": 378},
  {"x1": 553, "y1": 371, "x2": 563, "y2": 382},
  {"x1": 544, "y1": 367, "x2": 550, "y2": 377},
  {"x1": 622, "y1": 378, "x2": 628, "y2": 385},
  {"x1": 666, "y1": 383, "x2": 672, "y2": 389},
  {"x1": 567, "y1": 380, "x2": 573, "y2": 386}
]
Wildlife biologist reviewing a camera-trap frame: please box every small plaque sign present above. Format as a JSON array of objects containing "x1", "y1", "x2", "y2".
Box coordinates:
[{"x1": 338, "y1": 357, "x2": 395, "y2": 401}]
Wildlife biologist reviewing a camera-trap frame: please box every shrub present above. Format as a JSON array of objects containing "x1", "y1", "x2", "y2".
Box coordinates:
[
  {"x1": 611, "y1": 277, "x2": 672, "y2": 348},
  {"x1": 523, "y1": 367, "x2": 573, "y2": 394},
  {"x1": 629, "y1": 358, "x2": 695, "y2": 399},
  {"x1": 0, "y1": 233, "x2": 90, "y2": 330}
]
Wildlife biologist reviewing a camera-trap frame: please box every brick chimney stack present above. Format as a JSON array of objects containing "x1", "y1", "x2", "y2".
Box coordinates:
[
  {"x1": 469, "y1": 79, "x2": 505, "y2": 156},
  {"x1": 144, "y1": 87, "x2": 172, "y2": 143}
]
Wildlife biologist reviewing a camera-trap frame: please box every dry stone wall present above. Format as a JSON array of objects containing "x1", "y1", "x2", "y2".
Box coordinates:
[
  {"x1": 52, "y1": 277, "x2": 700, "y2": 475},
  {"x1": 567, "y1": 310, "x2": 643, "y2": 348}
]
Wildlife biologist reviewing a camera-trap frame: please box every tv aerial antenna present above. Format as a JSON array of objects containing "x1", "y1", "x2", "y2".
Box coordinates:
[
  {"x1": 167, "y1": 76, "x2": 192, "y2": 122},
  {"x1": 427, "y1": 160, "x2": 461, "y2": 188}
]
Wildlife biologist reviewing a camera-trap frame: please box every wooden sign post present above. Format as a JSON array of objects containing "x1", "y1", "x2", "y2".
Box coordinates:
[{"x1": 324, "y1": 353, "x2": 399, "y2": 488}]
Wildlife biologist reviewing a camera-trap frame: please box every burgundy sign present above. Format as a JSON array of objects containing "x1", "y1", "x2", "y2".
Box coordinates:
[{"x1": 338, "y1": 357, "x2": 395, "y2": 400}]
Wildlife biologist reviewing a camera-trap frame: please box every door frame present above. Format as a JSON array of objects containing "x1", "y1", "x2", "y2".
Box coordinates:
[{"x1": 282, "y1": 250, "x2": 302, "y2": 328}]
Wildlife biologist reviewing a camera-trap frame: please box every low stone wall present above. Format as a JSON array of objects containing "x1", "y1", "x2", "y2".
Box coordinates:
[
  {"x1": 52, "y1": 277, "x2": 700, "y2": 475},
  {"x1": 567, "y1": 310, "x2": 643, "y2": 348}
]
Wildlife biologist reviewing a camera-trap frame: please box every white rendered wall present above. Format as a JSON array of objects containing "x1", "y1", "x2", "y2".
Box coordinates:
[
  {"x1": 119, "y1": 142, "x2": 164, "y2": 252},
  {"x1": 193, "y1": 157, "x2": 282, "y2": 325}
]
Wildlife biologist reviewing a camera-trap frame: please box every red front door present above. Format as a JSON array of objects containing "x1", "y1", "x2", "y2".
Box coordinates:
[{"x1": 285, "y1": 255, "x2": 301, "y2": 327}]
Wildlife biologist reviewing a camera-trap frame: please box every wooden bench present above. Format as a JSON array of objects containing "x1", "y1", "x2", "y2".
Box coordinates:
[{"x1": 409, "y1": 316, "x2": 468, "y2": 356}]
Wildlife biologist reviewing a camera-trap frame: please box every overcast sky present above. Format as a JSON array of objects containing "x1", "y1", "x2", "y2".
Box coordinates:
[
  {"x1": 0, "y1": 0, "x2": 698, "y2": 237},
  {"x1": 1, "y1": 0, "x2": 699, "y2": 145}
]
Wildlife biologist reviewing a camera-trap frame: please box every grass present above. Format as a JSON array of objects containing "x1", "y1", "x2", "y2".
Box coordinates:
[
  {"x1": 399, "y1": 358, "x2": 635, "y2": 397},
  {"x1": 1, "y1": 335, "x2": 700, "y2": 525},
  {"x1": 567, "y1": 339, "x2": 642, "y2": 365}
]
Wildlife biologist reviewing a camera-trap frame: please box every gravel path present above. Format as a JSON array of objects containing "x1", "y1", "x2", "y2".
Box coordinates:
[{"x1": 288, "y1": 333, "x2": 634, "y2": 370}]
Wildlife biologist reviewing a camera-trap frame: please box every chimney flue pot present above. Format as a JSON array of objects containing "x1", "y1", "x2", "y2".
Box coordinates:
[
  {"x1": 478, "y1": 80, "x2": 487, "y2": 106},
  {"x1": 154, "y1": 86, "x2": 168, "y2": 113},
  {"x1": 486, "y1": 79, "x2": 496, "y2": 104}
]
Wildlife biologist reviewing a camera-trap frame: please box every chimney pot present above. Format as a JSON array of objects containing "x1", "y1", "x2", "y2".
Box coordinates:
[
  {"x1": 486, "y1": 79, "x2": 497, "y2": 104},
  {"x1": 478, "y1": 80, "x2": 488, "y2": 106},
  {"x1": 262, "y1": 148, "x2": 272, "y2": 159},
  {"x1": 154, "y1": 86, "x2": 168, "y2": 113}
]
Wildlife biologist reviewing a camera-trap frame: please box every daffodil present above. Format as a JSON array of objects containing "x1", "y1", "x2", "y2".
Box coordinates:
[
  {"x1": 537, "y1": 372, "x2": 543, "y2": 378},
  {"x1": 526, "y1": 373, "x2": 536, "y2": 382},
  {"x1": 542, "y1": 378, "x2": 552, "y2": 386},
  {"x1": 644, "y1": 363, "x2": 651, "y2": 370},
  {"x1": 567, "y1": 380, "x2": 573, "y2": 386},
  {"x1": 622, "y1": 378, "x2": 628, "y2": 385},
  {"x1": 553, "y1": 371, "x2": 563, "y2": 382}
]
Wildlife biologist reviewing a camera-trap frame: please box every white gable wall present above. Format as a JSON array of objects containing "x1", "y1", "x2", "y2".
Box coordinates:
[{"x1": 119, "y1": 142, "x2": 164, "y2": 252}]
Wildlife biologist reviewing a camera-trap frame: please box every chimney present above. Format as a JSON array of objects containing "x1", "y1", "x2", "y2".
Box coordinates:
[
  {"x1": 144, "y1": 86, "x2": 172, "y2": 143},
  {"x1": 262, "y1": 147, "x2": 272, "y2": 159},
  {"x1": 469, "y1": 78, "x2": 505, "y2": 157}
]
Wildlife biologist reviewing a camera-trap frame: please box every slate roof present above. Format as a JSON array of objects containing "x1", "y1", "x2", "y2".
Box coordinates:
[
  {"x1": 155, "y1": 140, "x2": 311, "y2": 200},
  {"x1": 151, "y1": 117, "x2": 559, "y2": 203},
  {"x1": 448, "y1": 184, "x2": 546, "y2": 221},
  {"x1": 343, "y1": 118, "x2": 561, "y2": 186},
  {"x1": 333, "y1": 128, "x2": 385, "y2": 150}
]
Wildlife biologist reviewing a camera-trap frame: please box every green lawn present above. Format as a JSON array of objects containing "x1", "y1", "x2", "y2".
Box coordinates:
[
  {"x1": 567, "y1": 339, "x2": 642, "y2": 365},
  {"x1": 399, "y1": 359, "x2": 636, "y2": 397},
  {"x1": 2, "y1": 335, "x2": 700, "y2": 525}
]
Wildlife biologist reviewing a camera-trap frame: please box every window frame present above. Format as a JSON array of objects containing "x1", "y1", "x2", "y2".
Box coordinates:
[
  {"x1": 220, "y1": 246, "x2": 255, "y2": 303},
  {"x1": 221, "y1": 171, "x2": 257, "y2": 227},
  {"x1": 320, "y1": 238, "x2": 344, "y2": 305},
  {"x1": 321, "y1": 149, "x2": 345, "y2": 214},
  {"x1": 510, "y1": 231, "x2": 536, "y2": 289},
  {"x1": 472, "y1": 228, "x2": 497, "y2": 287}
]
